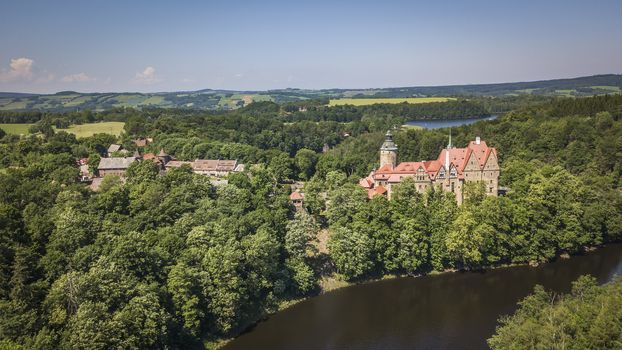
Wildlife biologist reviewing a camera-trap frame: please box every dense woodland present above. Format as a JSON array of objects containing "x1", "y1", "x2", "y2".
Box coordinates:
[
  {"x1": 488, "y1": 275, "x2": 622, "y2": 349},
  {"x1": 1, "y1": 94, "x2": 622, "y2": 348}
]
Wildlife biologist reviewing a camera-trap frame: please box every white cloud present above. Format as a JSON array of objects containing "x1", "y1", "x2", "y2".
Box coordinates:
[
  {"x1": 0, "y1": 57, "x2": 35, "y2": 82},
  {"x1": 133, "y1": 66, "x2": 161, "y2": 84},
  {"x1": 234, "y1": 73, "x2": 244, "y2": 78},
  {"x1": 60, "y1": 72, "x2": 95, "y2": 83}
]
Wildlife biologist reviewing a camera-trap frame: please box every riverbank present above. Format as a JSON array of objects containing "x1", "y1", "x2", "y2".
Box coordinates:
[
  {"x1": 221, "y1": 243, "x2": 622, "y2": 350},
  {"x1": 212, "y1": 244, "x2": 615, "y2": 349}
]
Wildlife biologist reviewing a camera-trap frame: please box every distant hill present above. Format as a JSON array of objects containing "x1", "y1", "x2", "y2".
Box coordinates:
[{"x1": 1, "y1": 74, "x2": 620, "y2": 112}]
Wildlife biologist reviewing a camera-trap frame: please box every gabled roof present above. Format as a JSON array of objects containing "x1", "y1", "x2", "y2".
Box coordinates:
[
  {"x1": 376, "y1": 164, "x2": 394, "y2": 173},
  {"x1": 359, "y1": 177, "x2": 374, "y2": 188},
  {"x1": 290, "y1": 191, "x2": 304, "y2": 200},
  {"x1": 107, "y1": 144, "x2": 122, "y2": 153},
  {"x1": 98, "y1": 157, "x2": 137, "y2": 170},
  {"x1": 394, "y1": 162, "x2": 426, "y2": 173},
  {"x1": 367, "y1": 185, "x2": 387, "y2": 199},
  {"x1": 165, "y1": 160, "x2": 192, "y2": 168},
  {"x1": 361, "y1": 138, "x2": 498, "y2": 191},
  {"x1": 193, "y1": 159, "x2": 238, "y2": 172}
]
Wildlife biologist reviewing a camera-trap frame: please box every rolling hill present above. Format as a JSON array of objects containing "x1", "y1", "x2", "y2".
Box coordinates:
[{"x1": 1, "y1": 74, "x2": 620, "y2": 112}]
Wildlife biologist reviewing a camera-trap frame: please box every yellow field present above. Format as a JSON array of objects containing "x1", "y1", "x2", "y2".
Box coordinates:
[
  {"x1": 328, "y1": 97, "x2": 454, "y2": 106},
  {"x1": 62, "y1": 122, "x2": 125, "y2": 137},
  {"x1": 0, "y1": 122, "x2": 125, "y2": 137}
]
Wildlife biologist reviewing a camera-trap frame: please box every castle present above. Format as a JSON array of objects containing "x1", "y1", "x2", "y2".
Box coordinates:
[{"x1": 359, "y1": 131, "x2": 500, "y2": 204}]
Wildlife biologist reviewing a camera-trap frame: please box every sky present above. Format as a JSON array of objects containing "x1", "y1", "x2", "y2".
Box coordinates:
[{"x1": 1, "y1": 0, "x2": 621, "y2": 93}]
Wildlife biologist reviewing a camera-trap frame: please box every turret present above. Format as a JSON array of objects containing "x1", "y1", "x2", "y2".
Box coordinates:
[
  {"x1": 157, "y1": 148, "x2": 171, "y2": 165},
  {"x1": 380, "y1": 130, "x2": 398, "y2": 168}
]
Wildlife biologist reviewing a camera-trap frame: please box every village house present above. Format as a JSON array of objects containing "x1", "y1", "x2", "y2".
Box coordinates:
[
  {"x1": 106, "y1": 144, "x2": 128, "y2": 157},
  {"x1": 290, "y1": 190, "x2": 304, "y2": 210},
  {"x1": 165, "y1": 158, "x2": 245, "y2": 177},
  {"x1": 141, "y1": 149, "x2": 172, "y2": 170},
  {"x1": 97, "y1": 156, "x2": 138, "y2": 177},
  {"x1": 359, "y1": 130, "x2": 500, "y2": 205},
  {"x1": 133, "y1": 137, "x2": 153, "y2": 148}
]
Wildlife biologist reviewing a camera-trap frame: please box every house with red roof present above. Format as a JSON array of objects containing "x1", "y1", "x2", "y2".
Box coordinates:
[
  {"x1": 290, "y1": 190, "x2": 305, "y2": 210},
  {"x1": 359, "y1": 130, "x2": 500, "y2": 205}
]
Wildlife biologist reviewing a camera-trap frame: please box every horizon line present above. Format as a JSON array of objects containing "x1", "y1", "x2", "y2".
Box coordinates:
[{"x1": 1, "y1": 72, "x2": 620, "y2": 96}]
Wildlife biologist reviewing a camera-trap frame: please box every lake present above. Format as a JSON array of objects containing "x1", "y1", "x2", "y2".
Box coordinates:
[
  {"x1": 223, "y1": 244, "x2": 622, "y2": 350},
  {"x1": 405, "y1": 115, "x2": 498, "y2": 129}
]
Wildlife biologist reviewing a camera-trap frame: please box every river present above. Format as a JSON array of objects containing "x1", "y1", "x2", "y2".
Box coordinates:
[
  {"x1": 405, "y1": 115, "x2": 498, "y2": 129},
  {"x1": 223, "y1": 244, "x2": 622, "y2": 350}
]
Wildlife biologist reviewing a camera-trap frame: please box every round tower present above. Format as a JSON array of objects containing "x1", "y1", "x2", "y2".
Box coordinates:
[{"x1": 380, "y1": 130, "x2": 398, "y2": 168}]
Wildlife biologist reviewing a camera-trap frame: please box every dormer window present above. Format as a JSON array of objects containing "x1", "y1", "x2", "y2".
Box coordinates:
[
  {"x1": 449, "y1": 167, "x2": 457, "y2": 178},
  {"x1": 438, "y1": 168, "x2": 446, "y2": 179}
]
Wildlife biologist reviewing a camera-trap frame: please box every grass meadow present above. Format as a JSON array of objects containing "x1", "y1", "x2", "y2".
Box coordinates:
[
  {"x1": 0, "y1": 124, "x2": 33, "y2": 135},
  {"x1": 0, "y1": 122, "x2": 125, "y2": 137}
]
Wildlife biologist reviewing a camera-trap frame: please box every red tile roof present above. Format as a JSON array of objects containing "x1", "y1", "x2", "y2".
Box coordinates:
[
  {"x1": 363, "y1": 138, "x2": 497, "y2": 189},
  {"x1": 290, "y1": 191, "x2": 304, "y2": 200},
  {"x1": 376, "y1": 164, "x2": 394, "y2": 173}
]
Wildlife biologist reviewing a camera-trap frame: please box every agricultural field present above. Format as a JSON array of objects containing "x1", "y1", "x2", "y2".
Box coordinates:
[
  {"x1": 328, "y1": 97, "x2": 454, "y2": 106},
  {"x1": 591, "y1": 85, "x2": 621, "y2": 92},
  {"x1": 218, "y1": 94, "x2": 274, "y2": 109},
  {"x1": 0, "y1": 123, "x2": 34, "y2": 135},
  {"x1": 61, "y1": 122, "x2": 125, "y2": 137},
  {"x1": 0, "y1": 122, "x2": 125, "y2": 137}
]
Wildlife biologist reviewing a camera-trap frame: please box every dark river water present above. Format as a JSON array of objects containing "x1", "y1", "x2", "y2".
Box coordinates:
[
  {"x1": 223, "y1": 244, "x2": 622, "y2": 350},
  {"x1": 405, "y1": 115, "x2": 498, "y2": 129}
]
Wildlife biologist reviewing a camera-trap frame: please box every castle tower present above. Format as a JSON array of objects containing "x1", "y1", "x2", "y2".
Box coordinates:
[{"x1": 380, "y1": 130, "x2": 398, "y2": 168}]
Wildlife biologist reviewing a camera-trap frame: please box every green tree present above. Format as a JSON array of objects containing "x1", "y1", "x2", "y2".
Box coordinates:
[
  {"x1": 328, "y1": 227, "x2": 373, "y2": 280},
  {"x1": 294, "y1": 148, "x2": 318, "y2": 180},
  {"x1": 268, "y1": 153, "x2": 294, "y2": 182}
]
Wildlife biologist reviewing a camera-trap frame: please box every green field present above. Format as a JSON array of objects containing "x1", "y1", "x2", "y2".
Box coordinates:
[
  {"x1": 218, "y1": 94, "x2": 274, "y2": 109},
  {"x1": 0, "y1": 124, "x2": 33, "y2": 135},
  {"x1": 328, "y1": 97, "x2": 454, "y2": 106},
  {"x1": 591, "y1": 85, "x2": 622, "y2": 92},
  {"x1": 62, "y1": 122, "x2": 125, "y2": 137},
  {"x1": 0, "y1": 122, "x2": 125, "y2": 137}
]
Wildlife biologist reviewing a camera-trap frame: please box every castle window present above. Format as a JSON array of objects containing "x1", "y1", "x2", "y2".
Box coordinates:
[
  {"x1": 489, "y1": 187, "x2": 493, "y2": 193},
  {"x1": 450, "y1": 167, "x2": 457, "y2": 178},
  {"x1": 490, "y1": 179, "x2": 493, "y2": 184},
  {"x1": 438, "y1": 168, "x2": 445, "y2": 179}
]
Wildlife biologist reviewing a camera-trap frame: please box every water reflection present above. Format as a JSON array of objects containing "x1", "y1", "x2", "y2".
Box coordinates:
[
  {"x1": 223, "y1": 244, "x2": 622, "y2": 350},
  {"x1": 405, "y1": 115, "x2": 498, "y2": 129}
]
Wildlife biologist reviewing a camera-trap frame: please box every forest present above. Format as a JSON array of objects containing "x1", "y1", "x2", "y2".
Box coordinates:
[
  {"x1": 0, "y1": 94, "x2": 622, "y2": 349},
  {"x1": 488, "y1": 275, "x2": 622, "y2": 349}
]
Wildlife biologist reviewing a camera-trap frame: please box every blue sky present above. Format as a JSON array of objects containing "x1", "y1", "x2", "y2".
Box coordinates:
[{"x1": 1, "y1": 0, "x2": 621, "y2": 93}]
